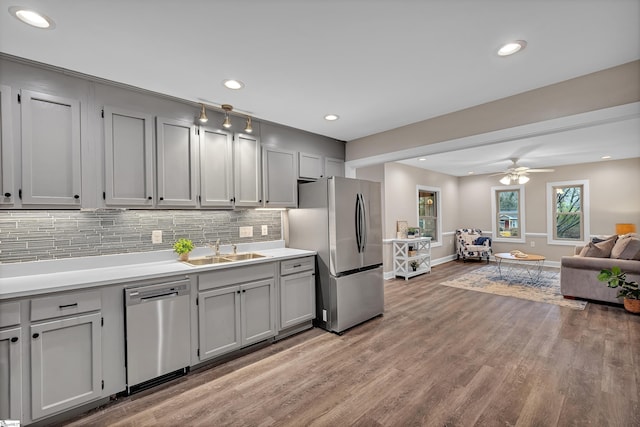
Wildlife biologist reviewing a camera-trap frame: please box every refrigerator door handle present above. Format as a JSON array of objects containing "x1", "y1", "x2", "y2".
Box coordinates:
[
  {"x1": 355, "y1": 194, "x2": 362, "y2": 253},
  {"x1": 359, "y1": 194, "x2": 367, "y2": 251}
]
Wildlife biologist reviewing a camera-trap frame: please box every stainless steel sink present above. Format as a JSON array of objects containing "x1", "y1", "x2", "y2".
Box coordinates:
[
  {"x1": 183, "y1": 256, "x2": 233, "y2": 266},
  {"x1": 221, "y1": 253, "x2": 267, "y2": 261},
  {"x1": 182, "y1": 253, "x2": 266, "y2": 266}
]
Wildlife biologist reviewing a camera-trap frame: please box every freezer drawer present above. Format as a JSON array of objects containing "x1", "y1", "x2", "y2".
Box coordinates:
[{"x1": 328, "y1": 266, "x2": 384, "y2": 333}]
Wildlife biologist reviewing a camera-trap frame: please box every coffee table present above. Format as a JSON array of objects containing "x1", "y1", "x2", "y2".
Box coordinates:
[{"x1": 494, "y1": 252, "x2": 546, "y2": 284}]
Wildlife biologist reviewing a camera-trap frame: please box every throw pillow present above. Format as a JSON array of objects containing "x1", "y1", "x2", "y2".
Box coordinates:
[
  {"x1": 611, "y1": 237, "x2": 640, "y2": 260},
  {"x1": 578, "y1": 235, "x2": 618, "y2": 258}
]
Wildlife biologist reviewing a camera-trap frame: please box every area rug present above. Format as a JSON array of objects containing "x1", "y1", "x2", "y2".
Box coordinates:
[{"x1": 439, "y1": 265, "x2": 587, "y2": 310}]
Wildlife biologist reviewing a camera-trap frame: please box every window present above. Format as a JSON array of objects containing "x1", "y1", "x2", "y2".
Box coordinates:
[
  {"x1": 547, "y1": 180, "x2": 590, "y2": 245},
  {"x1": 417, "y1": 186, "x2": 441, "y2": 246},
  {"x1": 491, "y1": 185, "x2": 525, "y2": 243}
]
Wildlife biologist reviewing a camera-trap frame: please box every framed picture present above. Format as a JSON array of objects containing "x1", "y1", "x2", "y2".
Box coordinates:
[{"x1": 396, "y1": 220, "x2": 408, "y2": 238}]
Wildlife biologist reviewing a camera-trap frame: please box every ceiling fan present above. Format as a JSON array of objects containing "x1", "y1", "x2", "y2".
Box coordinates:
[{"x1": 490, "y1": 158, "x2": 554, "y2": 184}]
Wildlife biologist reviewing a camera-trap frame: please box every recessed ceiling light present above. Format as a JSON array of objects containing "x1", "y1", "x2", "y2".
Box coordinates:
[
  {"x1": 223, "y1": 79, "x2": 244, "y2": 90},
  {"x1": 468, "y1": 171, "x2": 474, "y2": 175},
  {"x1": 9, "y1": 6, "x2": 54, "y2": 29},
  {"x1": 601, "y1": 155, "x2": 612, "y2": 160},
  {"x1": 324, "y1": 114, "x2": 339, "y2": 121},
  {"x1": 418, "y1": 158, "x2": 426, "y2": 161},
  {"x1": 497, "y1": 40, "x2": 527, "y2": 56}
]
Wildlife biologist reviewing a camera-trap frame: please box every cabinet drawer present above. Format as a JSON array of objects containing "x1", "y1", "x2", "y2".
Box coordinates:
[
  {"x1": 280, "y1": 256, "x2": 314, "y2": 276},
  {"x1": 0, "y1": 301, "x2": 21, "y2": 328},
  {"x1": 31, "y1": 290, "x2": 102, "y2": 322}
]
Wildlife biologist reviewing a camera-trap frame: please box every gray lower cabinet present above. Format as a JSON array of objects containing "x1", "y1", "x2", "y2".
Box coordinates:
[
  {"x1": 0, "y1": 327, "x2": 22, "y2": 420},
  {"x1": 197, "y1": 263, "x2": 276, "y2": 362},
  {"x1": 30, "y1": 312, "x2": 102, "y2": 420},
  {"x1": 279, "y1": 257, "x2": 316, "y2": 330},
  {"x1": 20, "y1": 89, "x2": 81, "y2": 206}
]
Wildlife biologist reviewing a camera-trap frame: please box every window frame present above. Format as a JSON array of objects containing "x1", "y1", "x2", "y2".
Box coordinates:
[
  {"x1": 416, "y1": 185, "x2": 442, "y2": 247},
  {"x1": 546, "y1": 179, "x2": 590, "y2": 245},
  {"x1": 491, "y1": 185, "x2": 526, "y2": 243}
]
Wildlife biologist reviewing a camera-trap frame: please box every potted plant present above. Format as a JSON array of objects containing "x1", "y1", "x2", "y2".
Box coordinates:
[
  {"x1": 410, "y1": 260, "x2": 419, "y2": 272},
  {"x1": 173, "y1": 238, "x2": 194, "y2": 262},
  {"x1": 597, "y1": 266, "x2": 640, "y2": 313}
]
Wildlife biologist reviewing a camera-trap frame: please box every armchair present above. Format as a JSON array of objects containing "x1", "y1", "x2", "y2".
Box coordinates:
[{"x1": 456, "y1": 228, "x2": 492, "y2": 262}]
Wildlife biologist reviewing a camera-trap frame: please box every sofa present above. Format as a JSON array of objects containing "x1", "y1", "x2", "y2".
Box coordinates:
[
  {"x1": 455, "y1": 228, "x2": 492, "y2": 263},
  {"x1": 560, "y1": 234, "x2": 640, "y2": 304}
]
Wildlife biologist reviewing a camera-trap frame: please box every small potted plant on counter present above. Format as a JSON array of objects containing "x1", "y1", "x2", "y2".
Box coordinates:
[
  {"x1": 597, "y1": 266, "x2": 640, "y2": 313},
  {"x1": 173, "y1": 238, "x2": 194, "y2": 262}
]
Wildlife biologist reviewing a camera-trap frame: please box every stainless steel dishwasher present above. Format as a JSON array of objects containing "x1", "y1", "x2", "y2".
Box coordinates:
[{"x1": 124, "y1": 278, "x2": 191, "y2": 393}]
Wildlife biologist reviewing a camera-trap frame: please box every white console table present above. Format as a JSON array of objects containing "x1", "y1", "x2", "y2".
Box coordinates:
[{"x1": 392, "y1": 237, "x2": 431, "y2": 280}]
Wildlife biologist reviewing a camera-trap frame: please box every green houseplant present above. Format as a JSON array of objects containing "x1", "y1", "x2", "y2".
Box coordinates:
[
  {"x1": 597, "y1": 266, "x2": 640, "y2": 313},
  {"x1": 410, "y1": 260, "x2": 419, "y2": 271},
  {"x1": 173, "y1": 238, "x2": 194, "y2": 262}
]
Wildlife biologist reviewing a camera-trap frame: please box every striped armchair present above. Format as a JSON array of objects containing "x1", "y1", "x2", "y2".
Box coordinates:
[{"x1": 456, "y1": 228, "x2": 492, "y2": 262}]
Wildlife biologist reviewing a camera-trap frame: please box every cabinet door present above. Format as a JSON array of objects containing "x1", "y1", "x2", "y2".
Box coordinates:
[
  {"x1": 0, "y1": 85, "x2": 14, "y2": 205},
  {"x1": 298, "y1": 152, "x2": 323, "y2": 180},
  {"x1": 263, "y1": 147, "x2": 297, "y2": 208},
  {"x1": 156, "y1": 117, "x2": 197, "y2": 207},
  {"x1": 233, "y1": 133, "x2": 262, "y2": 207},
  {"x1": 280, "y1": 271, "x2": 315, "y2": 329},
  {"x1": 30, "y1": 312, "x2": 102, "y2": 420},
  {"x1": 241, "y1": 279, "x2": 276, "y2": 345},
  {"x1": 198, "y1": 286, "x2": 241, "y2": 360},
  {"x1": 324, "y1": 157, "x2": 345, "y2": 178},
  {"x1": 0, "y1": 327, "x2": 22, "y2": 421},
  {"x1": 104, "y1": 106, "x2": 154, "y2": 206},
  {"x1": 21, "y1": 90, "x2": 81, "y2": 206},
  {"x1": 200, "y1": 127, "x2": 233, "y2": 208}
]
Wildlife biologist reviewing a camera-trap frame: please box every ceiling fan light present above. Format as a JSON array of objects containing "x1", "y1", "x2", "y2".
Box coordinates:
[
  {"x1": 499, "y1": 176, "x2": 511, "y2": 185},
  {"x1": 518, "y1": 175, "x2": 530, "y2": 184}
]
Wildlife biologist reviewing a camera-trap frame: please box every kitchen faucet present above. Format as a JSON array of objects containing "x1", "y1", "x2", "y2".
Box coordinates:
[
  {"x1": 208, "y1": 239, "x2": 221, "y2": 256},
  {"x1": 232, "y1": 243, "x2": 237, "y2": 254}
]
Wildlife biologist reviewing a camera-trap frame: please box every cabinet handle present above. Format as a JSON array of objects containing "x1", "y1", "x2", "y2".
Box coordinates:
[
  {"x1": 59, "y1": 303, "x2": 78, "y2": 310},
  {"x1": 10, "y1": 337, "x2": 18, "y2": 343},
  {"x1": 160, "y1": 197, "x2": 164, "y2": 201},
  {"x1": 230, "y1": 198, "x2": 234, "y2": 202},
  {"x1": 242, "y1": 289, "x2": 246, "y2": 293},
  {"x1": 148, "y1": 196, "x2": 152, "y2": 200},
  {"x1": 32, "y1": 333, "x2": 39, "y2": 339},
  {"x1": 266, "y1": 200, "x2": 269, "y2": 203},
  {"x1": 4, "y1": 192, "x2": 10, "y2": 197},
  {"x1": 259, "y1": 199, "x2": 262, "y2": 203},
  {"x1": 74, "y1": 194, "x2": 80, "y2": 199},
  {"x1": 293, "y1": 264, "x2": 302, "y2": 268},
  {"x1": 237, "y1": 290, "x2": 240, "y2": 294}
]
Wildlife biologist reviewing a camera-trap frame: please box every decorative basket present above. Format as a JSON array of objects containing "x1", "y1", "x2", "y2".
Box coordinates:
[{"x1": 623, "y1": 298, "x2": 640, "y2": 314}]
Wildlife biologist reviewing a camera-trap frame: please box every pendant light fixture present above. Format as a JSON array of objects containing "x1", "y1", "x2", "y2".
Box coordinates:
[
  {"x1": 244, "y1": 116, "x2": 253, "y2": 133},
  {"x1": 198, "y1": 104, "x2": 208, "y2": 123},
  {"x1": 222, "y1": 104, "x2": 233, "y2": 129}
]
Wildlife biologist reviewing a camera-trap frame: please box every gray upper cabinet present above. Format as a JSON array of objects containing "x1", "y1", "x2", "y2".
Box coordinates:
[
  {"x1": 200, "y1": 127, "x2": 234, "y2": 208},
  {"x1": 104, "y1": 106, "x2": 154, "y2": 207},
  {"x1": 298, "y1": 152, "x2": 323, "y2": 180},
  {"x1": 0, "y1": 85, "x2": 14, "y2": 205},
  {"x1": 20, "y1": 90, "x2": 81, "y2": 206},
  {"x1": 233, "y1": 133, "x2": 262, "y2": 207},
  {"x1": 262, "y1": 147, "x2": 297, "y2": 208},
  {"x1": 156, "y1": 117, "x2": 197, "y2": 207},
  {"x1": 324, "y1": 157, "x2": 345, "y2": 178}
]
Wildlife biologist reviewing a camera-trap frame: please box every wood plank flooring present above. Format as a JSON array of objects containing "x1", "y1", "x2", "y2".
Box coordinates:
[{"x1": 63, "y1": 261, "x2": 640, "y2": 427}]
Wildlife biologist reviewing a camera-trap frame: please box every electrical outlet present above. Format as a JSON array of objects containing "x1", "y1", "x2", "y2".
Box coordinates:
[
  {"x1": 530, "y1": 241, "x2": 535, "y2": 247},
  {"x1": 239, "y1": 226, "x2": 253, "y2": 238},
  {"x1": 262, "y1": 225, "x2": 268, "y2": 235},
  {"x1": 152, "y1": 230, "x2": 162, "y2": 244}
]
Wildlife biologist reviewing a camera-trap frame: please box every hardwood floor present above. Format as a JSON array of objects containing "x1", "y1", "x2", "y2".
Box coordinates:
[{"x1": 63, "y1": 261, "x2": 640, "y2": 427}]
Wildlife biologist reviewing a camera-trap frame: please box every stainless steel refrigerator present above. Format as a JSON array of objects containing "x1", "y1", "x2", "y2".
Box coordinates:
[{"x1": 289, "y1": 176, "x2": 384, "y2": 333}]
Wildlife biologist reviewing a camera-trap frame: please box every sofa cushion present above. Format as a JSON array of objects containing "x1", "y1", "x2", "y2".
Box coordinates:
[
  {"x1": 611, "y1": 236, "x2": 640, "y2": 260},
  {"x1": 579, "y1": 235, "x2": 617, "y2": 258}
]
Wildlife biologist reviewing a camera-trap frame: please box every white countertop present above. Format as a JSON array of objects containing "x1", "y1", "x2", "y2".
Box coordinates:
[{"x1": 0, "y1": 240, "x2": 315, "y2": 300}]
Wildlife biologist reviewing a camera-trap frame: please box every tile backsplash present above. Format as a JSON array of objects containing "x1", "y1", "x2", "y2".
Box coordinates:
[{"x1": 0, "y1": 209, "x2": 282, "y2": 263}]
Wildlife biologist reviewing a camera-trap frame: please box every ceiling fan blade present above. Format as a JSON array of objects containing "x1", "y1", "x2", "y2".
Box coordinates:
[
  {"x1": 513, "y1": 166, "x2": 529, "y2": 172},
  {"x1": 488, "y1": 172, "x2": 507, "y2": 177},
  {"x1": 527, "y1": 168, "x2": 555, "y2": 173}
]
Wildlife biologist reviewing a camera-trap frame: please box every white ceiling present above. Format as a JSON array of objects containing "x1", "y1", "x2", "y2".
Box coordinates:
[{"x1": 1, "y1": 0, "x2": 638, "y2": 172}]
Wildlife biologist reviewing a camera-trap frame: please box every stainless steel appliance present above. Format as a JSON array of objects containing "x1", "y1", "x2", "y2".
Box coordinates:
[
  {"x1": 124, "y1": 279, "x2": 191, "y2": 393},
  {"x1": 289, "y1": 177, "x2": 384, "y2": 333}
]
